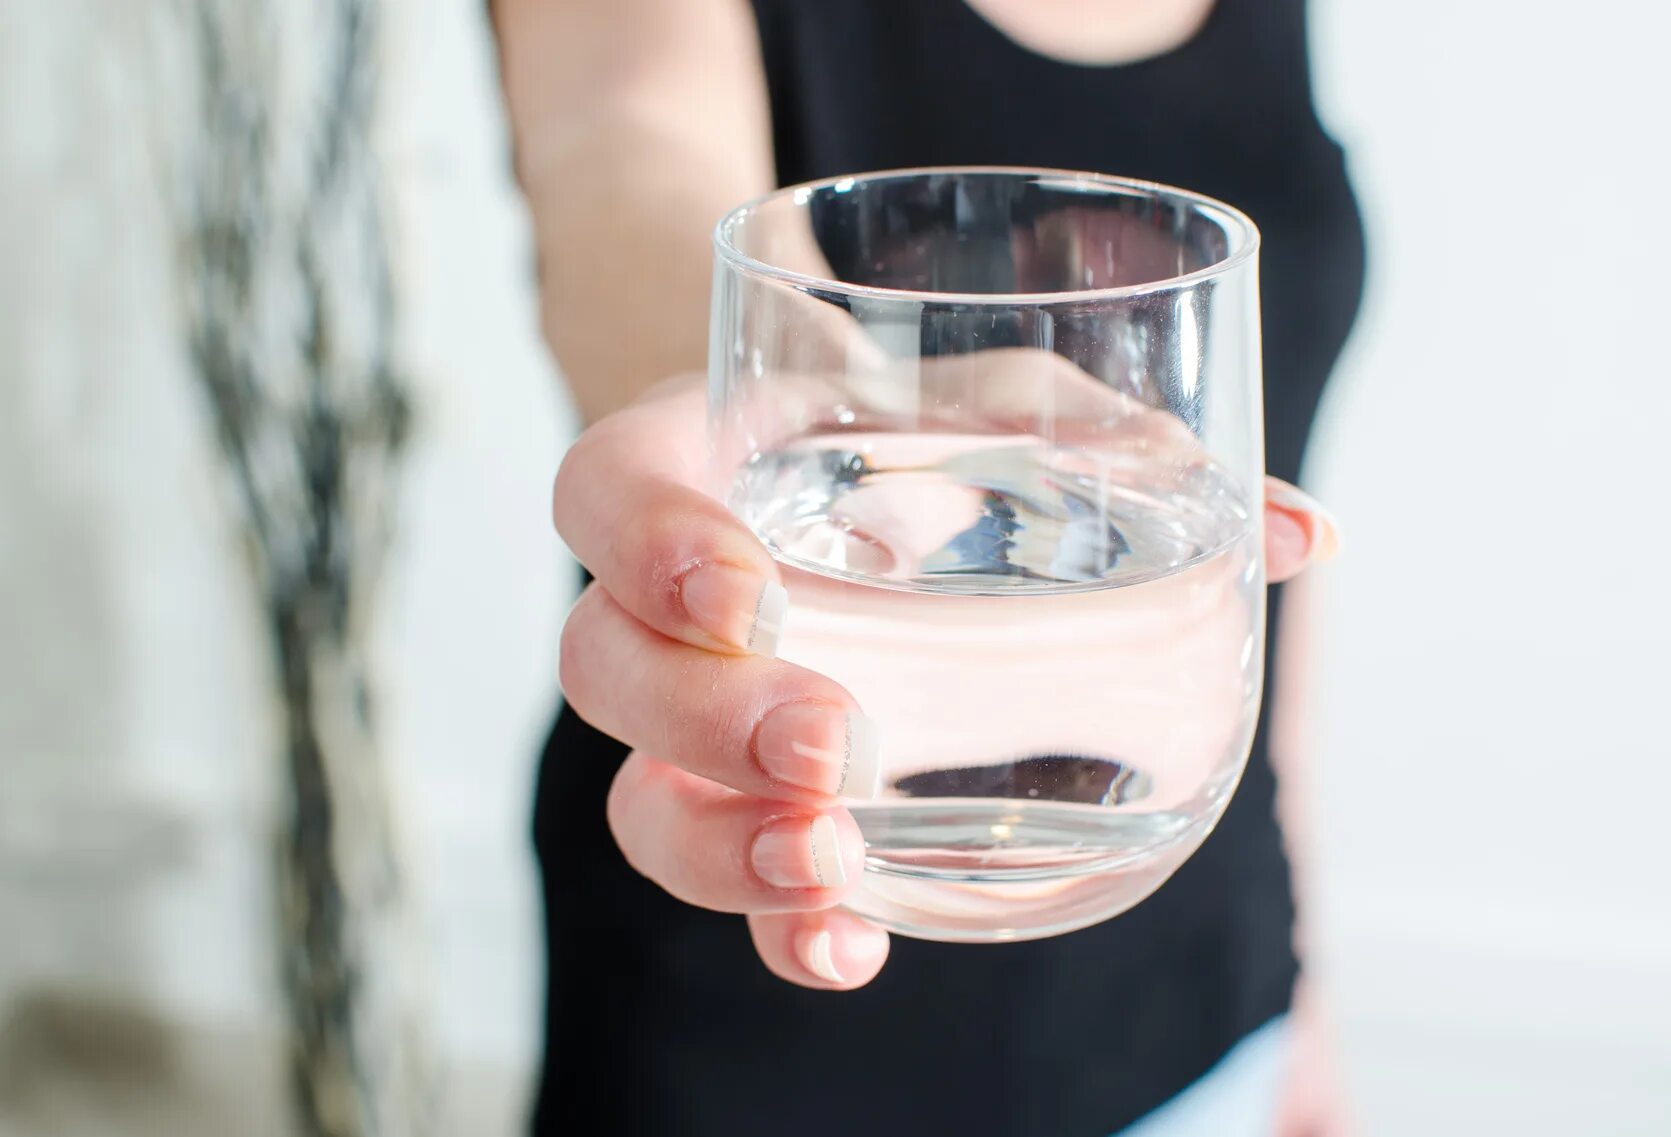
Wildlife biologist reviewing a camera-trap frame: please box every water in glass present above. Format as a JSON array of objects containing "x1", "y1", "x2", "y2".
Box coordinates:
[{"x1": 730, "y1": 426, "x2": 1263, "y2": 940}]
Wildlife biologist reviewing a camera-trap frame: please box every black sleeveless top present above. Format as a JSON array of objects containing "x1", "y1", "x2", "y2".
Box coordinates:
[{"x1": 531, "y1": 3, "x2": 1364, "y2": 1135}]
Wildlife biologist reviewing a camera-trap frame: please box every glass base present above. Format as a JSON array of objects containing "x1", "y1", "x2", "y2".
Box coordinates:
[{"x1": 844, "y1": 803, "x2": 1213, "y2": 942}]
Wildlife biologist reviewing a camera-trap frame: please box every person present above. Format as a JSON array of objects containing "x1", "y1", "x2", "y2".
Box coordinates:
[{"x1": 492, "y1": 1, "x2": 1364, "y2": 1134}]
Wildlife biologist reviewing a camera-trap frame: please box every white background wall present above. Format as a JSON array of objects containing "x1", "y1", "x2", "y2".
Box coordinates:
[
  {"x1": 1307, "y1": 2, "x2": 1671, "y2": 1131},
  {"x1": 378, "y1": 0, "x2": 571, "y2": 1122}
]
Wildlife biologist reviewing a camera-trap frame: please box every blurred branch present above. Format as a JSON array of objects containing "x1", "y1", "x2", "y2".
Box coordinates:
[{"x1": 176, "y1": 0, "x2": 429, "y2": 1133}]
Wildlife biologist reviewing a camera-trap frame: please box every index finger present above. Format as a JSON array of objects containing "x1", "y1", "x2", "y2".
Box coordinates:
[{"x1": 552, "y1": 377, "x2": 787, "y2": 656}]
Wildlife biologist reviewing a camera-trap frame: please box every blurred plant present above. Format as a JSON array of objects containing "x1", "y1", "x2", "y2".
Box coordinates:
[{"x1": 176, "y1": 0, "x2": 430, "y2": 1133}]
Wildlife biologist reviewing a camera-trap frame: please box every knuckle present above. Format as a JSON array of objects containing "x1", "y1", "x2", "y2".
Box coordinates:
[
  {"x1": 552, "y1": 418, "x2": 635, "y2": 537},
  {"x1": 623, "y1": 505, "x2": 705, "y2": 625},
  {"x1": 556, "y1": 588, "x2": 605, "y2": 712},
  {"x1": 665, "y1": 654, "x2": 753, "y2": 764},
  {"x1": 607, "y1": 758, "x2": 724, "y2": 909},
  {"x1": 550, "y1": 430, "x2": 598, "y2": 534},
  {"x1": 604, "y1": 756, "x2": 657, "y2": 876}
]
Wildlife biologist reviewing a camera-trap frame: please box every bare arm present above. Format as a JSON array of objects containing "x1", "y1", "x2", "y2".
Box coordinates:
[
  {"x1": 1269, "y1": 572, "x2": 1354, "y2": 1135},
  {"x1": 492, "y1": 0, "x2": 1217, "y2": 422},
  {"x1": 493, "y1": 0, "x2": 774, "y2": 423},
  {"x1": 1270, "y1": 574, "x2": 1319, "y2": 944}
]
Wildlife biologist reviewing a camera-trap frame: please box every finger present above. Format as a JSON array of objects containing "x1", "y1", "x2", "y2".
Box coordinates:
[
  {"x1": 561, "y1": 585, "x2": 883, "y2": 801},
  {"x1": 748, "y1": 908, "x2": 891, "y2": 990},
  {"x1": 606, "y1": 752, "x2": 867, "y2": 914},
  {"x1": 552, "y1": 378, "x2": 787, "y2": 657},
  {"x1": 1264, "y1": 477, "x2": 1341, "y2": 583}
]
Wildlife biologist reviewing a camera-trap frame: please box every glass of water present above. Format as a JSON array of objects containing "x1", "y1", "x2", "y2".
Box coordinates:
[{"x1": 710, "y1": 168, "x2": 1264, "y2": 942}]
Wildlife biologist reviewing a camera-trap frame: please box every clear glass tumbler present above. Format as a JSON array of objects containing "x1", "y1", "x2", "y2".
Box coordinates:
[{"x1": 709, "y1": 168, "x2": 1264, "y2": 942}]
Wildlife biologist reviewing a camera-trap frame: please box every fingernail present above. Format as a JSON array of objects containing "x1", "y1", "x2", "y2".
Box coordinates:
[
  {"x1": 1265, "y1": 508, "x2": 1310, "y2": 571},
  {"x1": 798, "y1": 921, "x2": 888, "y2": 986},
  {"x1": 757, "y1": 705, "x2": 883, "y2": 799},
  {"x1": 680, "y1": 563, "x2": 788, "y2": 657},
  {"x1": 1266, "y1": 484, "x2": 1341, "y2": 560},
  {"x1": 751, "y1": 814, "x2": 847, "y2": 890},
  {"x1": 800, "y1": 929, "x2": 843, "y2": 983}
]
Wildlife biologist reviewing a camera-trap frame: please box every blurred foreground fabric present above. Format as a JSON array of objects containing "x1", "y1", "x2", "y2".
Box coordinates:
[{"x1": 0, "y1": 2, "x2": 573, "y2": 1133}]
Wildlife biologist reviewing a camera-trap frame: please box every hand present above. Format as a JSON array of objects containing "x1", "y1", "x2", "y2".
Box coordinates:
[{"x1": 552, "y1": 373, "x2": 1339, "y2": 990}]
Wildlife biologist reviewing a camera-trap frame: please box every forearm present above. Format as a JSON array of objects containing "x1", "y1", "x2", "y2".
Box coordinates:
[
  {"x1": 1269, "y1": 576, "x2": 1354, "y2": 1129},
  {"x1": 1269, "y1": 573, "x2": 1321, "y2": 959},
  {"x1": 519, "y1": 121, "x2": 753, "y2": 422},
  {"x1": 493, "y1": 0, "x2": 773, "y2": 423}
]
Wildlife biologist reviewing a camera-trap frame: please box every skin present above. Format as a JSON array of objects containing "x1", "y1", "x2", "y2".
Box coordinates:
[
  {"x1": 961, "y1": 0, "x2": 1219, "y2": 65},
  {"x1": 495, "y1": 1, "x2": 1348, "y2": 1131}
]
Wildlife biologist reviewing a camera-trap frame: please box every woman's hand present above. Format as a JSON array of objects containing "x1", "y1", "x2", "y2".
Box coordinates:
[{"x1": 552, "y1": 374, "x2": 1339, "y2": 991}]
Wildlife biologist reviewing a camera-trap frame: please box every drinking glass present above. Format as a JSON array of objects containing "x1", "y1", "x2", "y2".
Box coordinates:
[{"x1": 709, "y1": 168, "x2": 1264, "y2": 942}]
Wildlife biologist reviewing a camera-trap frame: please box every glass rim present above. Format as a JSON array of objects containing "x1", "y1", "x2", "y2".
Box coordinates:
[{"x1": 713, "y1": 165, "x2": 1260, "y2": 306}]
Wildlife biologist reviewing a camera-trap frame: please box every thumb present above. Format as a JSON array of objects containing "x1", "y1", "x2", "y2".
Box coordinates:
[{"x1": 1264, "y1": 478, "x2": 1340, "y2": 582}]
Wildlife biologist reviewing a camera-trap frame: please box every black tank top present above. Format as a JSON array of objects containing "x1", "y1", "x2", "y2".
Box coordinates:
[{"x1": 531, "y1": 4, "x2": 1364, "y2": 1135}]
